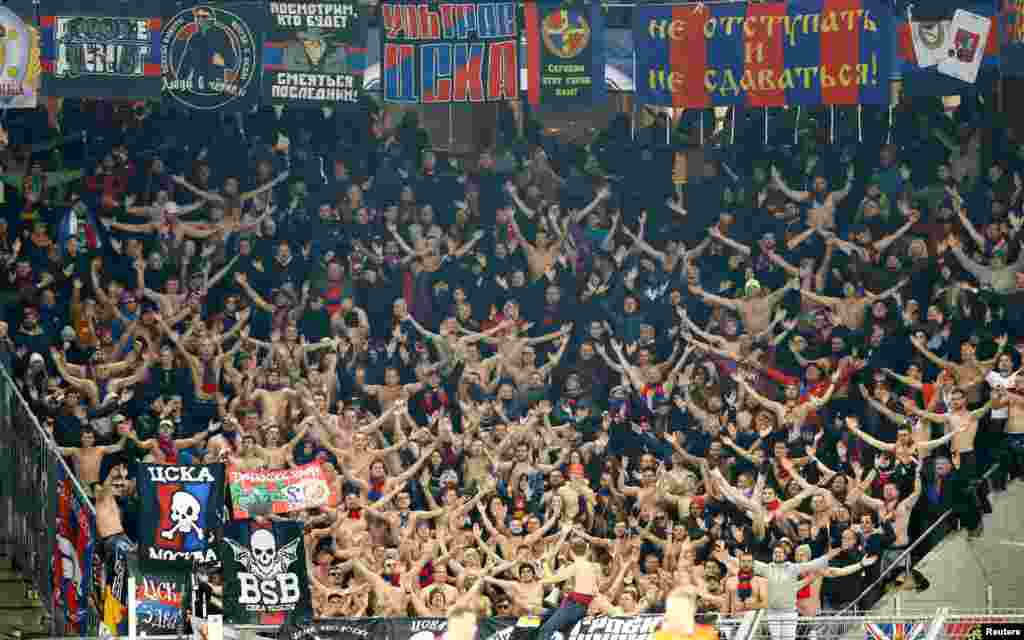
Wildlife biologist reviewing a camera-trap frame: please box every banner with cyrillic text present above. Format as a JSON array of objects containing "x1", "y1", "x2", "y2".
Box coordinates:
[
  {"x1": 39, "y1": 0, "x2": 163, "y2": 98},
  {"x1": 137, "y1": 463, "x2": 226, "y2": 567},
  {"x1": 380, "y1": 0, "x2": 519, "y2": 103},
  {"x1": 262, "y1": 0, "x2": 365, "y2": 105},
  {"x1": 524, "y1": 1, "x2": 606, "y2": 107},
  {"x1": 161, "y1": 3, "x2": 267, "y2": 112},
  {"x1": 634, "y1": 0, "x2": 893, "y2": 107},
  {"x1": 228, "y1": 462, "x2": 338, "y2": 520}
]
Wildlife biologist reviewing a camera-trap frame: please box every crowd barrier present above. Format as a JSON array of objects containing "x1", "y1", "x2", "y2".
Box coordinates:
[{"x1": 0, "y1": 363, "x2": 99, "y2": 636}]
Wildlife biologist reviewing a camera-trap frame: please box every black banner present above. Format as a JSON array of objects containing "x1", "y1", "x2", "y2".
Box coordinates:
[
  {"x1": 137, "y1": 464, "x2": 226, "y2": 567},
  {"x1": 262, "y1": 0, "x2": 365, "y2": 106},
  {"x1": 161, "y1": 2, "x2": 267, "y2": 111},
  {"x1": 132, "y1": 563, "x2": 191, "y2": 636},
  {"x1": 222, "y1": 520, "x2": 313, "y2": 624},
  {"x1": 523, "y1": 1, "x2": 606, "y2": 108},
  {"x1": 40, "y1": 0, "x2": 163, "y2": 98}
]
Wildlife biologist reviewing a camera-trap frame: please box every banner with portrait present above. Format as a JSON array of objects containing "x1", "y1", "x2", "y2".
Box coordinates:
[
  {"x1": 262, "y1": 0, "x2": 365, "y2": 105},
  {"x1": 634, "y1": 0, "x2": 893, "y2": 107},
  {"x1": 137, "y1": 463, "x2": 226, "y2": 567},
  {"x1": 380, "y1": 0, "x2": 519, "y2": 103},
  {"x1": 222, "y1": 520, "x2": 313, "y2": 625},
  {"x1": 161, "y1": 2, "x2": 268, "y2": 111},
  {"x1": 52, "y1": 459, "x2": 95, "y2": 635},
  {"x1": 896, "y1": 0, "x2": 1000, "y2": 94},
  {"x1": 229, "y1": 462, "x2": 338, "y2": 520},
  {"x1": 524, "y1": 1, "x2": 606, "y2": 107},
  {"x1": 39, "y1": 0, "x2": 163, "y2": 98},
  {"x1": 0, "y1": 1, "x2": 42, "y2": 108}
]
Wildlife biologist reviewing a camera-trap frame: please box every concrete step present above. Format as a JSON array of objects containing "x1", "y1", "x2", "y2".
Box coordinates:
[
  {"x1": 0, "y1": 608, "x2": 47, "y2": 630},
  {"x1": 0, "y1": 581, "x2": 29, "y2": 603},
  {"x1": 0, "y1": 556, "x2": 11, "y2": 571},
  {"x1": 0, "y1": 624, "x2": 52, "y2": 640}
]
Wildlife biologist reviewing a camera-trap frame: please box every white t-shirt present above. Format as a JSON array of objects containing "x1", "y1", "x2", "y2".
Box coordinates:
[{"x1": 986, "y1": 371, "x2": 1014, "y2": 419}]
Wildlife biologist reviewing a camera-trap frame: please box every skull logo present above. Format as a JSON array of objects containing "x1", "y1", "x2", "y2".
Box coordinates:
[
  {"x1": 160, "y1": 491, "x2": 204, "y2": 540},
  {"x1": 250, "y1": 529, "x2": 279, "y2": 577}
]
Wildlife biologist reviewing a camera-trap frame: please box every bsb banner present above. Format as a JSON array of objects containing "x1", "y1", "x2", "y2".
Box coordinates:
[
  {"x1": 634, "y1": 0, "x2": 893, "y2": 108},
  {"x1": 228, "y1": 462, "x2": 337, "y2": 519},
  {"x1": 39, "y1": 0, "x2": 163, "y2": 98},
  {"x1": 263, "y1": 0, "x2": 365, "y2": 105},
  {"x1": 131, "y1": 564, "x2": 191, "y2": 636},
  {"x1": 1001, "y1": 0, "x2": 1024, "y2": 76},
  {"x1": 52, "y1": 459, "x2": 95, "y2": 635},
  {"x1": 161, "y1": 2, "x2": 267, "y2": 111},
  {"x1": 896, "y1": 0, "x2": 1000, "y2": 94},
  {"x1": 222, "y1": 520, "x2": 313, "y2": 625},
  {"x1": 138, "y1": 464, "x2": 226, "y2": 567},
  {"x1": 0, "y1": 2, "x2": 42, "y2": 108},
  {"x1": 380, "y1": 0, "x2": 519, "y2": 103},
  {"x1": 524, "y1": 1, "x2": 607, "y2": 107}
]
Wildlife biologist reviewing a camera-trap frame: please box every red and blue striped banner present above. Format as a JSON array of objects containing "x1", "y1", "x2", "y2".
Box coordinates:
[
  {"x1": 39, "y1": 0, "x2": 163, "y2": 98},
  {"x1": 380, "y1": 0, "x2": 519, "y2": 103},
  {"x1": 1002, "y1": 0, "x2": 1024, "y2": 76},
  {"x1": 635, "y1": 0, "x2": 893, "y2": 108}
]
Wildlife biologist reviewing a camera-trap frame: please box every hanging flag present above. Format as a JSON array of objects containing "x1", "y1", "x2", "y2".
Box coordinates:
[
  {"x1": 897, "y1": 0, "x2": 1000, "y2": 94},
  {"x1": 131, "y1": 564, "x2": 192, "y2": 637},
  {"x1": 0, "y1": 1, "x2": 42, "y2": 109},
  {"x1": 524, "y1": 1, "x2": 606, "y2": 107},
  {"x1": 39, "y1": 0, "x2": 163, "y2": 98},
  {"x1": 634, "y1": 0, "x2": 893, "y2": 108},
  {"x1": 52, "y1": 460, "x2": 95, "y2": 635},
  {"x1": 228, "y1": 463, "x2": 338, "y2": 520},
  {"x1": 865, "y1": 623, "x2": 927, "y2": 640},
  {"x1": 137, "y1": 464, "x2": 226, "y2": 567},
  {"x1": 100, "y1": 537, "x2": 132, "y2": 639},
  {"x1": 1003, "y1": 0, "x2": 1024, "y2": 75},
  {"x1": 221, "y1": 520, "x2": 312, "y2": 625},
  {"x1": 161, "y1": 3, "x2": 268, "y2": 112},
  {"x1": 262, "y1": 0, "x2": 366, "y2": 106},
  {"x1": 57, "y1": 201, "x2": 104, "y2": 256},
  {"x1": 380, "y1": 0, "x2": 519, "y2": 103}
]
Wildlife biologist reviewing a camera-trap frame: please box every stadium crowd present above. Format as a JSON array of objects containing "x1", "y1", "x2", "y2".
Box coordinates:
[{"x1": 1, "y1": 94, "x2": 1022, "y2": 630}]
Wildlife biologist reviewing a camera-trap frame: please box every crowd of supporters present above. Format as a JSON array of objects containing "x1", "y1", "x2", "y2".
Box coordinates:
[{"x1": 1, "y1": 94, "x2": 1022, "y2": 627}]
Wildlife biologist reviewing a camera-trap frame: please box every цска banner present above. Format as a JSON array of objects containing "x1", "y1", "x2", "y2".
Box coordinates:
[
  {"x1": 39, "y1": 0, "x2": 163, "y2": 98},
  {"x1": 138, "y1": 463, "x2": 226, "y2": 566},
  {"x1": 524, "y1": 1, "x2": 606, "y2": 107},
  {"x1": 635, "y1": 0, "x2": 893, "y2": 108},
  {"x1": 263, "y1": 0, "x2": 365, "y2": 105},
  {"x1": 161, "y1": 2, "x2": 267, "y2": 111},
  {"x1": 222, "y1": 520, "x2": 312, "y2": 625},
  {"x1": 381, "y1": 0, "x2": 518, "y2": 103}
]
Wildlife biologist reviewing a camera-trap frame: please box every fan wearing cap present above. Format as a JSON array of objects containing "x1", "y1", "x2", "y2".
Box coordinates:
[
  {"x1": 50, "y1": 345, "x2": 157, "y2": 409},
  {"x1": 688, "y1": 251, "x2": 799, "y2": 337},
  {"x1": 130, "y1": 418, "x2": 219, "y2": 465},
  {"x1": 555, "y1": 462, "x2": 597, "y2": 523}
]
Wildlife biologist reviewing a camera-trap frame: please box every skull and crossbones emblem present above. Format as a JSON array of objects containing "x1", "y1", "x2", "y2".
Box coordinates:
[
  {"x1": 227, "y1": 529, "x2": 301, "y2": 581},
  {"x1": 160, "y1": 491, "x2": 204, "y2": 541}
]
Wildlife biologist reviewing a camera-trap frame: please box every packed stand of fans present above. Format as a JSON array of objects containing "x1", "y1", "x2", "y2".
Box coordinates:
[{"x1": 1, "y1": 95, "x2": 1023, "y2": 623}]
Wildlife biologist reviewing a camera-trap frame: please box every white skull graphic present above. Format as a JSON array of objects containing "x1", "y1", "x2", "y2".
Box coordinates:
[
  {"x1": 251, "y1": 529, "x2": 277, "y2": 572},
  {"x1": 160, "y1": 491, "x2": 203, "y2": 540}
]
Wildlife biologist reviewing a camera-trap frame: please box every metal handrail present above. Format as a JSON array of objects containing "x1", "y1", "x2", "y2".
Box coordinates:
[
  {"x1": 0, "y1": 363, "x2": 96, "y2": 515},
  {"x1": 838, "y1": 464, "x2": 1002, "y2": 615}
]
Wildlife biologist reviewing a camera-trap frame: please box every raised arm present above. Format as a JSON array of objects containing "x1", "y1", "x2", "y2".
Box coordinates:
[
  {"x1": 708, "y1": 225, "x2": 752, "y2": 256},
  {"x1": 843, "y1": 415, "x2": 896, "y2": 452},
  {"x1": 771, "y1": 166, "x2": 810, "y2": 202},
  {"x1": 171, "y1": 175, "x2": 224, "y2": 203},
  {"x1": 239, "y1": 171, "x2": 290, "y2": 202},
  {"x1": 909, "y1": 335, "x2": 956, "y2": 371}
]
